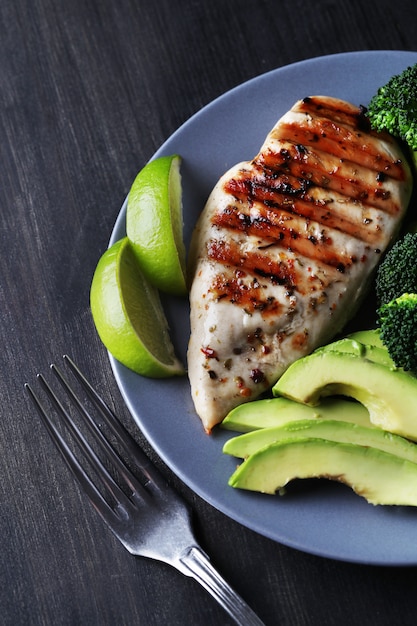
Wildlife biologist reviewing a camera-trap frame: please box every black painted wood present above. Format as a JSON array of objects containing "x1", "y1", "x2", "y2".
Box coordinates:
[{"x1": 2, "y1": 1, "x2": 417, "y2": 624}]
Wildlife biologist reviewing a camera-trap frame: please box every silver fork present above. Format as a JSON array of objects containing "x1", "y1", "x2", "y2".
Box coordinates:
[{"x1": 25, "y1": 355, "x2": 266, "y2": 626}]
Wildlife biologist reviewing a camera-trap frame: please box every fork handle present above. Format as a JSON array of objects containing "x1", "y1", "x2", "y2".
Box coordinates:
[{"x1": 179, "y1": 545, "x2": 266, "y2": 626}]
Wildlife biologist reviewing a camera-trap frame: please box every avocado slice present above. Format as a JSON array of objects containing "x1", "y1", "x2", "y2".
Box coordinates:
[
  {"x1": 228, "y1": 438, "x2": 417, "y2": 506},
  {"x1": 223, "y1": 418, "x2": 417, "y2": 462},
  {"x1": 346, "y1": 328, "x2": 383, "y2": 348},
  {"x1": 316, "y1": 337, "x2": 394, "y2": 368},
  {"x1": 221, "y1": 396, "x2": 371, "y2": 433},
  {"x1": 272, "y1": 350, "x2": 417, "y2": 441}
]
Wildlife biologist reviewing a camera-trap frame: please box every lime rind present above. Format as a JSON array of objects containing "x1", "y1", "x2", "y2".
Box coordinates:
[
  {"x1": 118, "y1": 241, "x2": 179, "y2": 366},
  {"x1": 90, "y1": 238, "x2": 184, "y2": 378},
  {"x1": 126, "y1": 155, "x2": 187, "y2": 296},
  {"x1": 168, "y1": 156, "x2": 187, "y2": 284}
]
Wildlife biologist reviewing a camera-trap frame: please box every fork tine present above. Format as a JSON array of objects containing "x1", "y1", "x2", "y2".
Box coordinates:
[
  {"x1": 38, "y1": 370, "x2": 136, "y2": 507},
  {"x1": 25, "y1": 380, "x2": 119, "y2": 525},
  {"x1": 26, "y1": 360, "x2": 266, "y2": 626},
  {"x1": 49, "y1": 362, "x2": 149, "y2": 501},
  {"x1": 62, "y1": 354, "x2": 168, "y2": 491}
]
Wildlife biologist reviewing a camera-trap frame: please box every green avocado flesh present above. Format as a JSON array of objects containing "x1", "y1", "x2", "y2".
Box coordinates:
[
  {"x1": 273, "y1": 350, "x2": 417, "y2": 441},
  {"x1": 316, "y1": 338, "x2": 395, "y2": 368},
  {"x1": 228, "y1": 438, "x2": 417, "y2": 506},
  {"x1": 221, "y1": 396, "x2": 372, "y2": 433},
  {"x1": 224, "y1": 330, "x2": 417, "y2": 506},
  {"x1": 223, "y1": 419, "x2": 417, "y2": 462},
  {"x1": 345, "y1": 328, "x2": 384, "y2": 348}
]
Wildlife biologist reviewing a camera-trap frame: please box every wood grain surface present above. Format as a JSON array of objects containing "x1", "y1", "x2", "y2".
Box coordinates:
[{"x1": 2, "y1": 1, "x2": 417, "y2": 624}]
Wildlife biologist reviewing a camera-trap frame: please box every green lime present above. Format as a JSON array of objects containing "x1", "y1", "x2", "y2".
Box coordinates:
[
  {"x1": 126, "y1": 155, "x2": 187, "y2": 296},
  {"x1": 90, "y1": 237, "x2": 184, "y2": 378}
]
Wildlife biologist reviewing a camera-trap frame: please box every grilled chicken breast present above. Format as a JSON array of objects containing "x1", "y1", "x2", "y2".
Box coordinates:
[{"x1": 188, "y1": 96, "x2": 413, "y2": 433}]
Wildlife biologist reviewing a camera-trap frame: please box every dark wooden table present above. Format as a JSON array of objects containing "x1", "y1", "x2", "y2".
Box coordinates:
[{"x1": 2, "y1": 1, "x2": 417, "y2": 624}]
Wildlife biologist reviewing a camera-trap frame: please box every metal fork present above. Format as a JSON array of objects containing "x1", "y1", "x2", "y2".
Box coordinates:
[{"x1": 25, "y1": 356, "x2": 265, "y2": 626}]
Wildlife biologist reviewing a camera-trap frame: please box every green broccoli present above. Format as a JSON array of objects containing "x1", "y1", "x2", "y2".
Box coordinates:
[
  {"x1": 378, "y1": 293, "x2": 417, "y2": 375},
  {"x1": 375, "y1": 232, "x2": 417, "y2": 306},
  {"x1": 367, "y1": 64, "x2": 417, "y2": 152}
]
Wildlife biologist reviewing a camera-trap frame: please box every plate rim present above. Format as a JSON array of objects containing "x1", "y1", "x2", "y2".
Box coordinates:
[{"x1": 109, "y1": 50, "x2": 417, "y2": 565}]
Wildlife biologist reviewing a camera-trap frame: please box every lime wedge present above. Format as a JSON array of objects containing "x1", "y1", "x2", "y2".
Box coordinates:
[
  {"x1": 126, "y1": 155, "x2": 187, "y2": 295},
  {"x1": 90, "y1": 237, "x2": 184, "y2": 378}
]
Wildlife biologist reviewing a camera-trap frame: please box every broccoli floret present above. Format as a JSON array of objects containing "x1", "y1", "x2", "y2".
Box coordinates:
[
  {"x1": 375, "y1": 232, "x2": 417, "y2": 306},
  {"x1": 367, "y1": 64, "x2": 417, "y2": 151},
  {"x1": 378, "y1": 293, "x2": 417, "y2": 374}
]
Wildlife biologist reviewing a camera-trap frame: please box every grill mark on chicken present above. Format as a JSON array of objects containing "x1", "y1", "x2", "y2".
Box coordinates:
[
  {"x1": 188, "y1": 95, "x2": 413, "y2": 432},
  {"x1": 208, "y1": 101, "x2": 404, "y2": 286},
  {"x1": 211, "y1": 204, "x2": 356, "y2": 273},
  {"x1": 297, "y1": 96, "x2": 373, "y2": 132},
  {"x1": 273, "y1": 119, "x2": 406, "y2": 180},
  {"x1": 223, "y1": 175, "x2": 383, "y2": 244},
  {"x1": 210, "y1": 271, "x2": 283, "y2": 317},
  {"x1": 255, "y1": 145, "x2": 399, "y2": 213},
  {"x1": 207, "y1": 239, "x2": 298, "y2": 288},
  {"x1": 207, "y1": 239, "x2": 339, "y2": 305}
]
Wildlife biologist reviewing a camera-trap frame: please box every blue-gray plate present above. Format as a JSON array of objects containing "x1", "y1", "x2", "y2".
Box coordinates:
[{"x1": 109, "y1": 50, "x2": 417, "y2": 565}]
